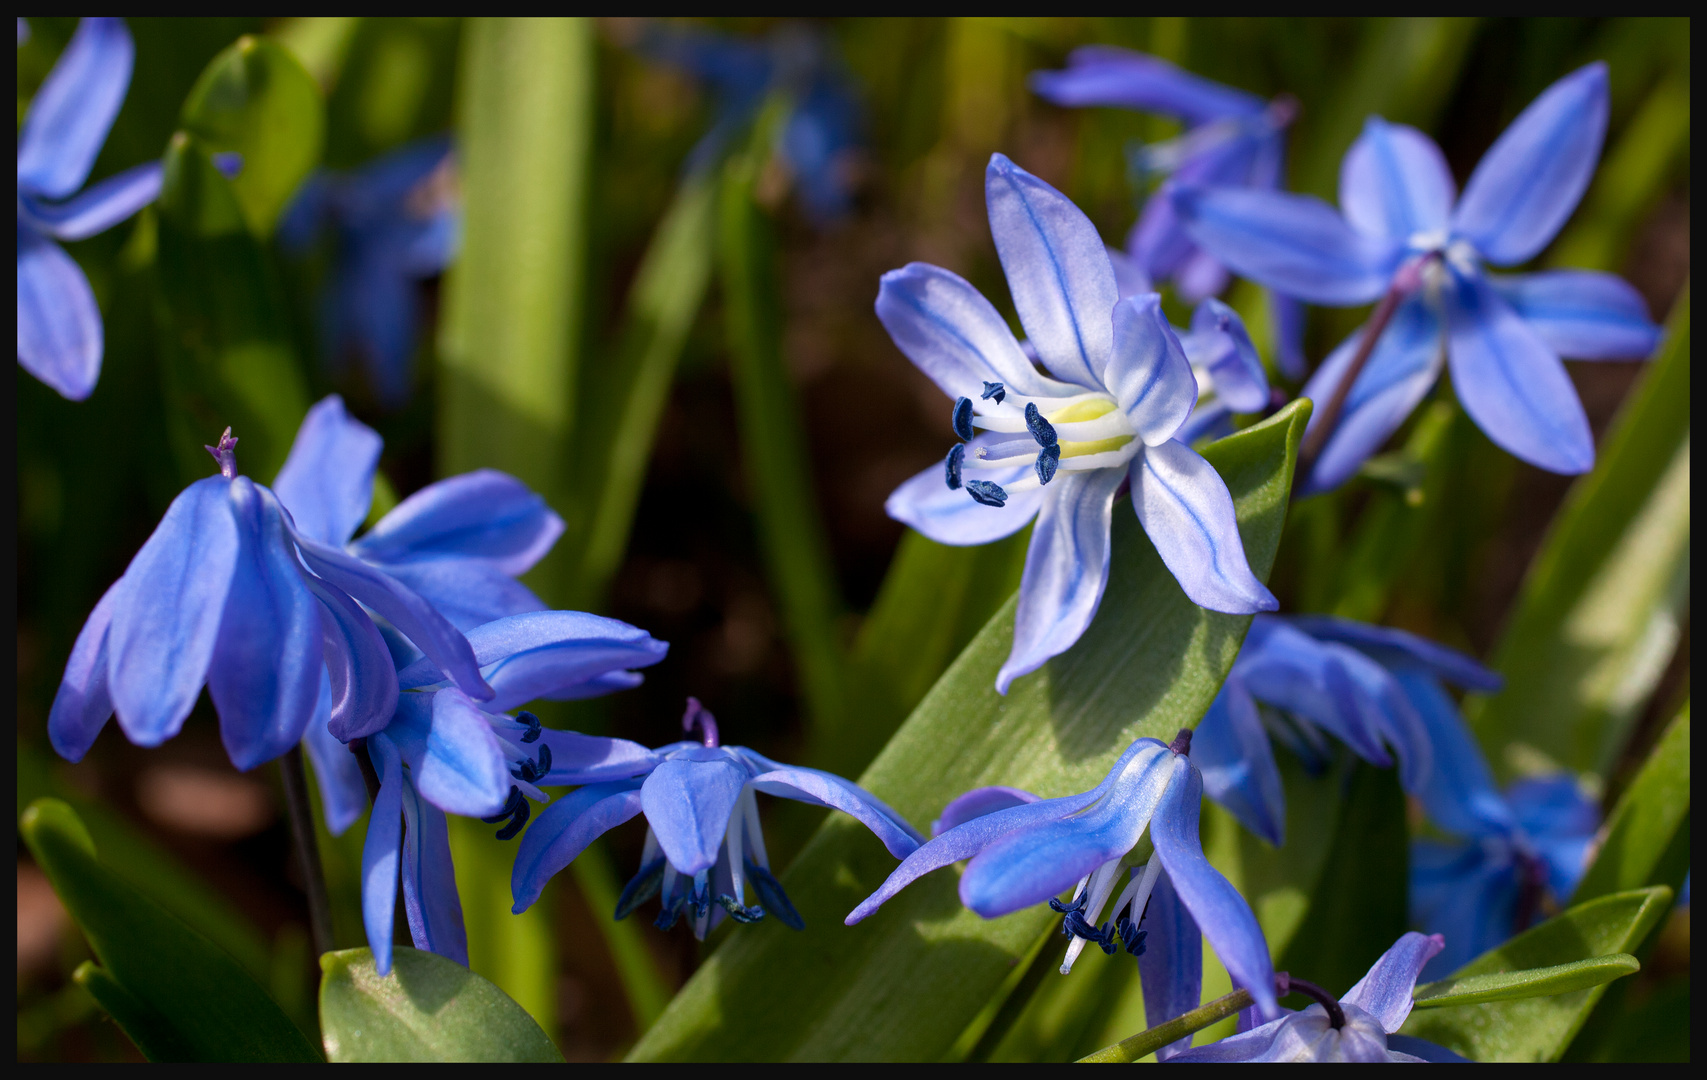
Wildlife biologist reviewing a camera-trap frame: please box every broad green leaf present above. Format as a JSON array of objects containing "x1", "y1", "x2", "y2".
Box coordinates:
[
  {"x1": 629, "y1": 400, "x2": 1310, "y2": 1062},
  {"x1": 73, "y1": 962, "x2": 195, "y2": 1062},
  {"x1": 1412, "y1": 953, "x2": 1639, "y2": 1009},
  {"x1": 155, "y1": 133, "x2": 311, "y2": 483},
  {"x1": 1398, "y1": 887, "x2": 1672, "y2": 1061},
  {"x1": 20, "y1": 798, "x2": 320, "y2": 1062},
  {"x1": 446, "y1": 812, "x2": 558, "y2": 1041},
  {"x1": 1468, "y1": 289, "x2": 1689, "y2": 782},
  {"x1": 179, "y1": 36, "x2": 324, "y2": 237},
  {"x1": 1572, "y1": 704, "x2": 1690, "y2": 905},
  {"x1": 318, "y1": 947, "x2": 563, "y2": 1063}
]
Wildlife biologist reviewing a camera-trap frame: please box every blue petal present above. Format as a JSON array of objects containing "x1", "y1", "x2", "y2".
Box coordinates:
[
  {"x1": 739, "y1": 756, "x2": 926, "y2": 856},
  {"x1": 1327, "y1": 641, "x2": 1433, "y2": 794},
  {"x1": 1489, "y1": 270, "x2": 1661, "y2": 361},
  {"x1": 271, "y1": 395, "x2": 382, "y2": 547},
  {"x1": 1107, "y1": 294, "x2": 1198, "y2": 445},
  {"x1": 384, "y1": 689, "x2": 510, "y2": 818},
  {"x1": 1129, "y1": 439, "x2": 1277, "y2": 614},
  {"x1": 1167, "y1": 1016, "x2": 1288, "y2": 1061},
  {"x1": 874, "y1": 262, "x2": 1069, "y2": 401},
  {"x1": 931, "y1": 786, "x2": 1039, "y2": 836},
  {"x1": 17, "y1": 228, "x2": 102, "y2": 400},
  {"x1": 1339, "y1": 117, "x2": 1455, "y2": 244},
  {"x1": 301, "y1": 672, "x2": 368, "y2": 837},
  {"x1": 107, "y1": 477, "x2": 239, "y2": 746},
  {"x1": 1452, "y1": 63, "x2": 1609, "y2": 266},
  {"x1": 1175, "y1": 400, "x2": 1236, "y2": 446},
  {"x1": 351, "y1": 469, "x2": 564, "y2": 575},
  {"x1": 48, "y1": 581, "x2": 121, "y2": 762},
  {"x1": 1184, "y1": 298, "x2": 1268, "y2": 414},
  {"x1": 1268, "y1": 290, "x2": 1306, "y2": 381},
  {"x1": 1106, "y1": 245, "x2": 1153, "y2": 300},
  {"x1": 959, "y1": 743, "x2": 1176, "y2": 918},
  {"x1": 1194, "y1": 677, "x2": 1286, "y2": 846},
  {"x1": 340, "y1": 250, "x2": 418, "y2": 409},
  {"x1": 399, "y1": 781, "x2": 468, "y2": 966},
  {"x1": 997, "y1": 468, "x2": 1125, "y2": 694},
  {"x1": 1342, "y1": 932, "x2": 1446, "y2": 1032},
  {"x1": 510, "y1": 781, "x2": 645, "y2": 913},
  {"x1": 1139, "y1": 866, "x2": 1204, "y2": 1061},
  {"x1": 17, "y1": 161, "x2": 162, "y2": 241},
  {"x1": 1127, "y1": 183, "x2": 1196, "y2": 288},
  {"x1": 538, "y1": 729, "x2": 661, "y2": 786},
  {"x1": 15, "y1": 17, "x2": 133, "y2": 199},
  {"x1": 1532, "y1": 830, "x2": 1594, "y2": 904},
  {"x1": 885, "y1": 457, "x2": 1044, "y2": 547},
  {"x1": 985, "y1": 154, "x2": 1120, "y2": 391},
  {"x1": 1506, "y1": 775, "x2": 1598, "y2": 840},
  {"x1": 1171, "y1": 185, "x2": 1393, "y2": 305},
  {"x1": 1411, "y1": 839, "x2": 1519, "y2": 978},
  {"x1": 1281, "y1": 614, "x2": 1502, "y2": 693},
  {"x1": 1236, "y1": 618, "x2": 1391, "y2": 767},
  {"x1": 1385, "y1": 1035, "x2": 1472, "y2": 1062},
  {"x1": 207, "y1": 481, "x2": 323, "y2": 771},
  {"x1": 303, "y1": 575, "x2": 398, "y2": 742},
  {"x1": 1446, "y1": 271, "x2": 1593, "y2": 475},
  {"x1": 362, "y1": 732, "x2": 406, "y2": 975},
  {"x1": 1296, "y1": 296, "x2": 1444, "y2": 496},
  {"x1": 640, "y1": 752, "x2": 749, "y2": 876},
  {"x1": 1029, "y1": 46, "x2": 1265, "y2": 125},
  {"x1": 1152, "y1": 757, "x2": 1278, "y2": 1018},
  {"x1": 376, "y1": 558, "x2": 548, "y2": 635}
]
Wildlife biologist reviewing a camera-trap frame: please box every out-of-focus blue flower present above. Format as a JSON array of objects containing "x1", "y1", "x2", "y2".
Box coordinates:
[
  {"x1": 634, "y1": 20, "x2": 860, "y2": 221},
  {"x1": 279, "y1": 137, "x2": 459, "y2": 408},
  {"x1": 1172, "y1": 64, "x2": 1662, "y2": 493},
  {"x1": 1170, "y1": 932, "x2": 1467, "y2": 1061},
  {"x1": 17, "y1": 18, "x2": 162, "y2": 400},
  {"x1": 512, "y1": 698, "x2": 922, "y2": 940},
  {"x1": 881, "y1": 154, "x2": 1276, "y2": 694},
  {"x1": 1193, "y1": 614, "x2": 1502, "y2": 847},
  {"x1": 357, "y1": 610, "x2": 667, "y2": 974},
  {"x1": 1032, "y1": 46, "x2": 1306, "y2": 380},
  {"x1": 848, "y1": 731, "x2": 1281, "y2": 1022}
]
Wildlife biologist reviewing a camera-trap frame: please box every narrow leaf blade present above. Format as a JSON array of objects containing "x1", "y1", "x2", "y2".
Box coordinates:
[{"x1": 1412, "y1": 953, "x2": 1640, "y2": 1009}]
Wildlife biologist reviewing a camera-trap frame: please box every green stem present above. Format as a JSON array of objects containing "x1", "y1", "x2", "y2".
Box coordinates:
[{"x1": 1077, "y1": 985, "x2": 1257, "y2": 1063}]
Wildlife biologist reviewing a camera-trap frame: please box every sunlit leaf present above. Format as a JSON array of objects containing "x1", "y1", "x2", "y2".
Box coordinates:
[
  {"x1": 1412, "y1": 953, "x2": 1640, "y2": 1009},
  {"x1": 1573, "y1": 704, "x2": 1690, "y2": 905}
]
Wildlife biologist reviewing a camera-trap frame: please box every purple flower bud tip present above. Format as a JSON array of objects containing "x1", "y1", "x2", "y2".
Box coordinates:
[
  {"x1": 203, "y1": 427, "x2": 239, "y2": 479},
  {"x1": 1169, "y1": 727, "x2": 1194, "y2": 756},
  {"x1": 682, "y1": 696, "x2": 719, "y2": 748}
]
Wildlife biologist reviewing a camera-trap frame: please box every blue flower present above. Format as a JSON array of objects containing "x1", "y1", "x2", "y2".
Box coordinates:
[
  {"x1": 881, "y1": 154, "x2": 1277, "y2": 694},
  {"x1": 1193, "y1": 614, "x2": 1502, "y2": 847},
  {"x1": 1170, "y1": 932, "x2": 1466, "y2": 1061},
  {"x1": 848, "y1": 731, "x2": 1280, "y2": 1022},
  {"x1": 634, "y1": 20, "x2": 860, "y2": 221},
  {"x1": 279, "y1": 137, "x2": 459, "y2": 408},
  {"x1": 356, "y1": 610, "x2": 668, "y2": 974},
  {"x1": 511, "y1": 698, "x2": 923, "y2": 940},
  {"x1": 17, "y1": 18, "x2": 163, "y2": 400},
  {"x1": 1031, "y1": 46, "x2": 1306, "y2": 379},
  {"x1": 1171, "y1": 64, "x2": 1662, "y2": 492}
]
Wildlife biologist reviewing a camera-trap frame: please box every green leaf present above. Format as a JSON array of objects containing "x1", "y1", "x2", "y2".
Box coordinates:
[
  {"x1": 1573, "y1": 704, "x2": 1690, "y2": 905},
  {"x1": 1412, "y1": 953, "x2": 1640, "y2": 1009},
  {"x1": 1398, "y1": 887, "x2": 1673, "y2": 1061},
  {"x1": 73, "y1": 962, "x2": 196, "y2": 1063},
  {"x1": 1468, "y1": 288, "x2": 1689, "y2": 782},
  {"x1": 179, "y1": 35, "x2": 324, "y2": 237},
  {"x1": 628, "y1": 400, "x2": 1310, "y2": 1062},
  {"x1": 19, "y1": 798, "x2": 320, "y2": 1062},
  {"x1": 318, "y1": 947, "x2": 564, "y2": 1062}
]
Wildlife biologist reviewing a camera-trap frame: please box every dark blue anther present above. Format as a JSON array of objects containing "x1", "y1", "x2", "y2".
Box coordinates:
[
  {"x1": 517, "y1": 710, "x2": 543, "y2": 744},
  {"x1": 945, "y1": 443, "x2": 965, "y2": 490},
  {"x1": 716, "y1": 895, "x2": 767, "y2": 924},
  {"x1": 689, "y1": 877, "x2": 712, "y2": 919},
  {"x1": 981, "y1": 381, "x2": 1006, "y2": 404},
  {"x1": 510, "y1": 742, "x2": 552, "y2": 784},
  {"x1": 615, "y1": 856, "x2": 667, "y2": 920},
  {"x1": 1025, "y1": 402, "x2": 1058, "y2": 447},
  {"x1": 952, "y1": 396, "x2": 975, "y2": 441},
  {"x1": 1035, "y1": 444, "x2": 1061, "y2": 485},
  {"x1": 480, "y1": 786, "x2": 531, "y2": 840},
  {"x1": 1115, "y1": 914, "x2": 1149, "y2": 957},
  {"x1": 745, "y1": 859, "x2": 805, "y2": 930},
  {"x1": 966, "y1": 480, "x2": 1008, "y2": 507},
  {"x1": 654, "y1": 886, "x2": 688, "y2": 931}
]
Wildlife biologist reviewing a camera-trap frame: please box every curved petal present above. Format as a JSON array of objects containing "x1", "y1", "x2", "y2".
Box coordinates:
[
  {"x1": 746, "y1": 765, "x2": 925, "y2": 857},
  {"x1": 1236, "y1": 618, "x2": 1391, "y2": 767},
  {"x1": 48, "y1": 580, "x2": 122, "y2": 762},
  {"x1": 1194, "y1": 677, "x2": 1286, "y2": 847},
  {"x1": 1269, "y1": 289, "x2": 1307, "y2": 381},
  {"x1": 1506, "y1": 775, "x2": 1598, "y2": 841},
  {"x1": 107, "y1": 476, "x2": 239, "y2": 746},
  {"x1": 1167, "y1": 1014, "x2": 1289, "y2": 1062},
  {"x1": 986, "y1": 154, "x2": 1119, "y2": 391},
  {"x1": 1447, "y1": 271, "x2": 1593, "y2": 475},
  {"x1": 16, "y1": 17, "x2": 133, "y2": 198},
  {"x1": 874, "y1": 262, "x2": 1064, "y2": 401},
  {"x1": 1281, "y1": 615, "x2": 1502, "y2": 693},
  {"x1": 537, "y1": 730, "x2": 662, "y2": 786},
  {"x1": 1107, "y1": 294, "x2": 1197, "y2": 444},
  {"x1": 931, "y1": 786, "x2": 1039, "y2": 836},
  {"x1": 1385, "y1": 1035, "x2": 1472, "y2": 1062},
  {"x1": 1343, "y1": 931, "x2": 1446, "y2": 1033},
  {"x1": 384, "y1": 690, "x2": 510, "y2": 818},
  {"x1": 271, "y1": 395, "x2": 382, "y2": 548},
  {"x1": 510, "y1": 781, "x2": 645, "y2": 913},
  {"x1": 1139, "y1": 866, "x2": 1204, "y2": 1061},
  {"x1": 640, "y1": 755, "x2": 749, "y2": 876},
  {"x1": 1452, "y1": 63, "x2": 1609, "y2": 266},
  {"x1": 1326, "y1": 642, "x2": 1432, "y2": 794},
  {"x1": 207, "y1": 481, "x2": 323, "y2": 771},
  {"x1": 1339, "y1": 117, "x2": 1455, "y2": 244},
  {"x1": 1296, "y1": 296, "x2": 1444, "y2": 496},
  {"x1": 304, "y1": 575, "x2": 399, "y2": 742},
  {"x1": 1489, "y1": 270, "x2": 1661, "y2": 361},
  {"x1": 1127, "y1": 181, "x2": 1196, "y2": 286},
  {"x1": 1130, "y1": 440, "x2": 1277, "y2": 614},
  {"x1": 997, "y1": 468, "x2": 1124, "y2": 695},
  {"x1": 1185, "y1": 298, "x2": 1268, "y2": 414},
  {"x1": 885, "y1": 457, "x2": 1044, "y2": 547},
  {"x1": 376, "y1": 557, "x2": 548, "y2": 634},
  {"x1": 362, "y1": 732, "x2": 406, "y2": 975},
  {"x1": 399, "y1": 782, "x2": 468, "y2": 966},
  {"x1": 1106, "y1": 246, "x2": 1153, "y2": 300},
  {"x1": 1171, "y1": 185, "x2": 1393, "y2": 305},
  {"x1": 338, "y1": 250, "x2": 418, "y2": 410},
  {"x1": 18, "y1": 228, "x2": 102, "y2": 401},
  {"x1": 351, "y1": 469, "x2": 564, "y2": 575},
  {"x1": 18, "y1": 161, "x2": 162, "y2": 241},
  {"x1": 1152, "y1": 760, "x2": 1278, "y2": 1019},
  {"x1": 1029, "y1": 46, "x2": 1265, "y2": 125},
  {"x1": 301, "y1": 674, "x2": 368, "y2": 837}
]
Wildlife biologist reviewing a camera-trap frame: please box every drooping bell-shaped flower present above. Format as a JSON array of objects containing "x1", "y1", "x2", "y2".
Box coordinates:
[
  {"x1": 512, "y1": 699, "x2": 923, "y2": 940},
  {"x1": 881, "y1": 154, "x2": 1276, "y2": 695}
]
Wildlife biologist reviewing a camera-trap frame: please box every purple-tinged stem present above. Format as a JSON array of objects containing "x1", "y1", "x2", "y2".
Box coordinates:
[{"x1": 1284, "y1": 975, "x2": 1347, "y2": 1029}]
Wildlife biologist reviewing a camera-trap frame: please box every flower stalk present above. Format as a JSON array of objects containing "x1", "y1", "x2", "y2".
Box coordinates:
[
  {"x1": 279, "y1": 745, "x2": 334, "y2": 958},
  {"x1": 1079, "y1": 973, "x2": 1291, "y2": 1063}
]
